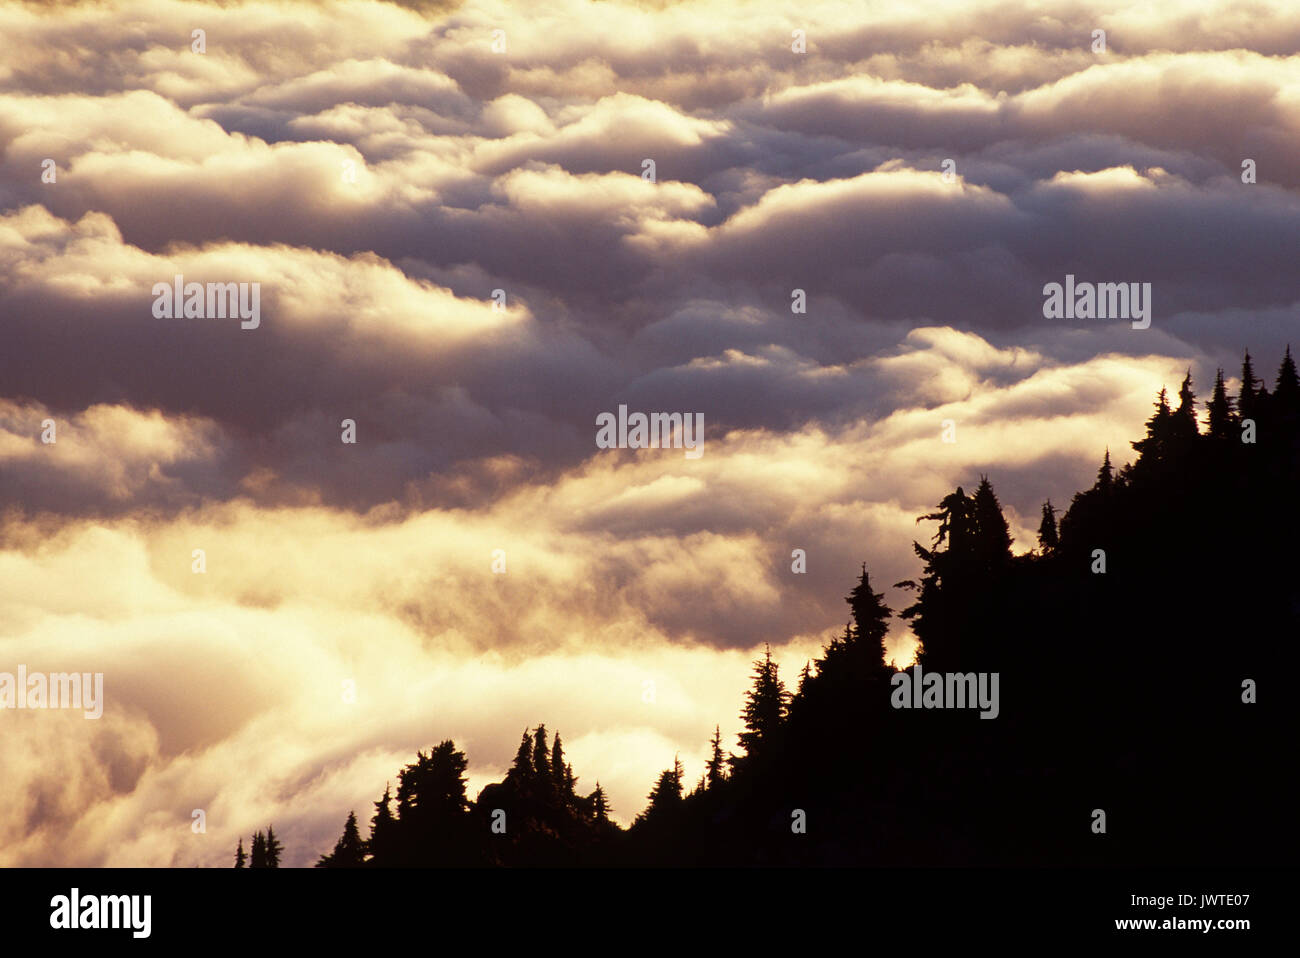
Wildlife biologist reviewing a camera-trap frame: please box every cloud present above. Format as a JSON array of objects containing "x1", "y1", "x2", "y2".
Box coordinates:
[{"x1": 2, "y1": 0, "x2": 1296, "y2": 865}]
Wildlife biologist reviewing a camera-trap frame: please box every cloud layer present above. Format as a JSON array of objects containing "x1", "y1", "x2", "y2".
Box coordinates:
[{"x1": 1, "y1": 0, "x2": 1296, "y2": 865}]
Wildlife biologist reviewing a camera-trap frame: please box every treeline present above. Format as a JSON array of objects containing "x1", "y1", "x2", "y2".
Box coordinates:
[
  {"x1": 267, "y1": 348, "x2": 1297, "y2": 867},
  {"x1": 232, "y1": 827, "x2": 283, "y2": 868}
]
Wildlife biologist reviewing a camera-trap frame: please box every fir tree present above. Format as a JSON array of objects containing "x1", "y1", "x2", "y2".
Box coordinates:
[
  {"x1": 738, "y1": 645, "x2": 789, "y2": 759},
  {"x1": 1132, "y1": 387, "x2": 1174, "y2": 464},
  {"x1": 1094, "y1": 450, "x2": 1114, "y2": 492},
  {"x1": 972, "y1": 476, "x2": 1014, "y2": 567},
  {"x1": 642, "y1": 757, "x2": 684, "y2": 819},
  {"x1": 551, "y1": 734, "x2": 570, "y2": 797},
  {"x1": 249, "y1": 831, "x2": 266, "y2": 869},
  {"x1": 796, "y1": 661, "x2": 812, "y2": 697},
  {"x1": 845, "y1": 563, "x2": 893, "y2": 672},
  {"x1": 1239, "y1": 351, "x2": 1259, "y2": 419},
  {"x1": 234, "y1": 837, "x2": 246, "y2": 869},
  {"x1": 705, "y1": 725, "x2": 727, "y2": 788},
  {"x1": 1206, "y1": 368, "x2": 1235, "y2": 438},
  {"x1": 1172, "y1": 371, "x2": 1199, "y2": 441},
  {"x1": 1275, "y1": 345, "x2": 1299, "y2": 411},
  {"x1": 368, "y1": 784, "x2": 398, "y2": 865},
  {"x1": 590, "y1": 782, "x2": 611, "y2": 823},
  {"x1": 1037, "y1": 500, "x2": 1059, "y2": 552},
  {"x1": 507, "y1": 729, "x2": 533, "y2": 782},
  {"x1": 264, "y1": 826, "x2": 283, "y2": 868},
  {"x1": 316, "y1": 811, "x2": 366, "y2": 868},
  {"x1": 532, "y1": 725, "x2": 551, "y2": 781}
]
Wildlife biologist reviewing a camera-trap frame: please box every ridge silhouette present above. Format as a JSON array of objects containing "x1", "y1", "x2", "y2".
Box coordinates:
[{"x1": 295, "y1": 348, "x2": 1297, "y2": 867}]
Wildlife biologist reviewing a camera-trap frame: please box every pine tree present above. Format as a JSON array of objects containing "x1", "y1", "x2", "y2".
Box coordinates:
[
  {"x1": 508, "y1": 729, "x2": 533, "y2": 782},
  {"x1": 264, "y1": 826, "x2": 283, "y2": 868},
  {"x1": 1172, "y1": 371, "x2": 1198, "y2": 441},
  {"x1": 972, "y1": 476, "x2": 1014, "y2": 567},
  {"x1": 551, "y1": 734, "x2": 569, "y2": 797},
  {"x1": 590, "y1": 782, "x2": 611, "y2": 823},
  {"x1": 1239, "y1": 351, "x2": 1259, "y2": 419},
  {"x1": 1275, "y1": 345, "x2": 1299, "y2": 412},
  {"x1": 1095, "y1": 450, "x2": 1114, "y2": 492},
  {"x1": 796, "y1": 661, "x2": 812, "y2": 697},
  {"x1": 249, "y1": 831, "x2": 266, "y2": 868},
  {"x1": 845, "y1": 564, "x2": 893, "y2": 672},
  {"x1": 368, "y1": 784, "x2": 398, "y2": 865},
  {"x1": 316, "y1": 811, "x2": 366, "y2": 868},
  {"x1": 1037, "y1": 500, "x2": 1059, "y2": 552},
  {"x1": 642, "y1": 756, "x2": 684, "y2": 818},
  {"x1": 532, "y1": 725, "x2": 551, "y2": 781},
  {"x1": 1132, "y1": 387, "x2": 1174, "y2": 465},
  {"x1": 1206, "y1": 368, "x2": 1235, "y2": 438},
  {"x1": 234, "y1": 837, "x2": 246, "y2": 869},
  {"x1": 738, "y1": 645, "x2": 789, "y2": 759},
  {"x1": 705, "y1": 725, "x2": 727, "y2": 788}
]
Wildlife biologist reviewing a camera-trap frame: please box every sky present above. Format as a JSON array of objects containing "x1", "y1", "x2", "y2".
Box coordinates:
[{"x1": 0, "y1": 0, "x2": 1297, "y2": 866}]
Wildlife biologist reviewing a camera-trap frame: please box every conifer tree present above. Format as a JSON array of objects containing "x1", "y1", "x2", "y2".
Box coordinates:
[
  {"x1": 643, "y1": 756, "x2": 684, "y2": 817},
  {"x1": 796, "y1": 661, "x2": 812, "y2": 697},
  {"x1": 846, "y1": 564, "x2": 893, "y2": 672},
  {"x1": 264, "y1": 826, "x2": 283, "y2": 868},
  {"x1": 738, "y1": 645, "x2": 789, "y2": 759},
  {"x1": 972, "y1": 476, "x2": 1014, "y2": 567},
  {"x1": 234, "y1": 837, "x2": 246, "y2": 869},
  {"x1": 508, "y1": 729, "x2": 534, "y2": 782},
  {"x1": 551, "y1": 734, "x2": 569, "y2": 796},
  {"x1": 705, "y1": 725, "x2": 727, "y2": 788},
  {"x1": 1239, "y1": 351, "x2": 1259, "y2": 419},
  {"x1": 590, "y1": 782, "x2": 611, "y2": 823},
  {"x1": 1275, "y1": 345, "x2": 1299, "y2": 411},
  {"x1": 532, "y1": 725, "x2": 551, "y2": 781},
  {"x1": 1094, "y1": 450, "x2": 1114, "y2": 492},
  {"x1": 1037, "y1": 500, "x2": 1059, "y2": 552},
  {"x1": 1206, "y1": 368, "x2": 1235, "y2": 438},
  {"x1": 1172, "y1": 371, "x2": 1199, "y2": 440},
  {"x1": 316, "y1": 811, "x2": 366, "y2": 868},
  {"x1": 1132, "y1": 387, "x2": 1174, "y2": 464},
  {"x1": 368, "y1": 784, "x2": 398, "y2": 865},
  {"x1": 250, "y1": 831, "x2": 266, "y2": 868}
]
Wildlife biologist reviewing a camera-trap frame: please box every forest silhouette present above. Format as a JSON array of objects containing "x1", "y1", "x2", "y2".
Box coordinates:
[{"x1": 270, "y1": 348, "x2": 1296, "y2": 867}]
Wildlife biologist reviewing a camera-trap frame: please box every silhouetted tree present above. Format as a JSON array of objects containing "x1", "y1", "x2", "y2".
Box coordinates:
[
  {"x1": 532, "y1": 725, "x2": 551, "y2": 782},
  {"x1": 233, "y1": 837, "x2": 246, "y2": 869},
  {"x1": 507, "y1": 730, "x2": 533, "y2": 784},
  {"x1": 845, "y1": 563, "x2": 893, "y2": 672},
  {"x1": 551, "y1": 734, "x2": 576, "y2": 799},
  {"x1": 1037, "y1": 500, "x2": 1058, "y2": 552},
  {"x1": 1277, "y1": 346, "x2": 1299, "y2": 403},
  {"x1": 1132, "y1": 387, "x2": 1176, "y2": 470},
  {"x1": 1206, "y1": 368, "x2": 1235, "y2": 438},
  {"x1": 316, "y1": 811, "x2": 366, "y2": 868},
  {"x1": 1239, "y1": 351, "x2": 1260, "y2": 420},
  {"x1": 972, "y1": 476, "x2": 1014, "y2": 567},
  {"x1": 705, "y1": 725, "x2": 727, "y2": 788},
  {"x1": 1172, "y1": 371, "x2": 1198, "y2": 442},
  {"x1": 590, "y1": 782, "x2": 611, "y2": 824},
  {"x1": 367, "y1": 784, "x2": 399, "y2": 864},
  {"x1": 264, "y1": 826, "x2": 282, "y2": 868},
  {"x1": 249, "y1": 831, "x2": 266, "y2": 869},
  {"x1": 639, "y1": 757, "x2": 683, "y2": 823},
  {"x1": 1094, "y1": 450, "x2": 1114, "y2": 493},
  {"x1": 737, "y1": 645, "x2": 789, "y2": 760}
]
